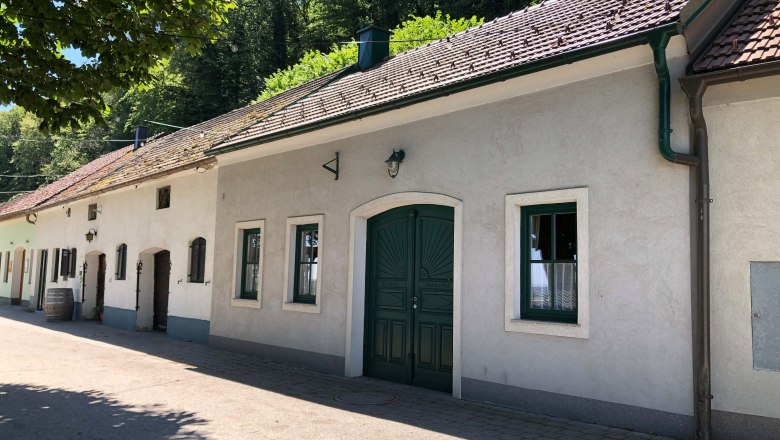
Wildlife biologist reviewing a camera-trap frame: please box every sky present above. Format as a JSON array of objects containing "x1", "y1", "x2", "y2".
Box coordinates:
[{"x1": 1, "y1": 47, "x2": 91, "y2": 112}]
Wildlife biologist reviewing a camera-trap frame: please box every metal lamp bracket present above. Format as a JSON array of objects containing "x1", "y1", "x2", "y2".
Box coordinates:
[{"x1": 322, "y1": 152, "x2": 339, "y2": 180}]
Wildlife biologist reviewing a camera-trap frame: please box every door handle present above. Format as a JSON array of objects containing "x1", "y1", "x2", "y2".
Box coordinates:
[{"x1": 412, "y1": 296, "x2": 418, "y2": 309}]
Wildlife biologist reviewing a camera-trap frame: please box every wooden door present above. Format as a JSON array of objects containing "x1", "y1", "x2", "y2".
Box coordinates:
[
  {"x1": 153, "y1": 250, "x2": 170, "y2": 331},
  {"x1": 96, "y1": 254, "x2": 106, "y2": 309},
  {"x1": 365, "y1": 205, "x2": 454, "y2": 392},
  {"x1": 36, "y1": 250, "x2": 48, "y2": 311}
]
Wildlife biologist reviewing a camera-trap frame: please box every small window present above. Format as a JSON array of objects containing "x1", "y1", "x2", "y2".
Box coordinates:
[
  {"x1": 240, "y1": 229, "x2": 261, "y2": 299},
  {"x1": 61, "y1": 248, "x2": 71, "y2": 279},
  {"x1": 116, "y1": 244, "x2": 127, "y2": 280},
  {"x1": 88, "y1": 204, "x2": 98, "y2": 221},
  {"x1": 51, "y1": 249, "x2": 60, "y2": 282},
  {"x1": 188, "y1": 237, "x2": 206, "y2": 283},
  {"x1": 157, "y1": 186, "x2": 171, "y2": 209},
  {"x1": 293, "y1": 224, "x2": 318, "y2": 304},
  {"x1": 521, "y1": 203, "x2": 578, "y2": 323}
]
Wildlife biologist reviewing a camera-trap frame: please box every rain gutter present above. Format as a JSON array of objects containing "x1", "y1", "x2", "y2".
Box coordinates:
[
  {"x1": 678, "y1": 59, "x2": 780, "y2": 440},
  {"x1": 208, "y1": 23, "x2": 679, "y2": 156}
]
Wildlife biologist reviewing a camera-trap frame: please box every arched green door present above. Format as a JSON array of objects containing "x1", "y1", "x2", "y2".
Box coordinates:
[{"x1": 365, "y1": 205, "x2": 454, "y2": 392}]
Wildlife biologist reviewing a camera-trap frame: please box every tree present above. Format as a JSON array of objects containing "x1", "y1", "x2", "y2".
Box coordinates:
[
  {"x1": 255, "y1": 12, "x2": 483, "y2": 101},
  {"x1": 0, "y1": 0, "x2": 235, "y2": 132}
]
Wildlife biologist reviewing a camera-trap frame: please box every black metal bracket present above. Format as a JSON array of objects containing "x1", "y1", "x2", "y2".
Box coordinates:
[
  {"x1": 322, "y1": 152, "x2": 339, "y2": 180},
  {"x1": 81, "y1": 261, "x2": 87, "y2": 303},
  {"x1": 135, "y1": 260, "x2": 143, "y2": 311}
]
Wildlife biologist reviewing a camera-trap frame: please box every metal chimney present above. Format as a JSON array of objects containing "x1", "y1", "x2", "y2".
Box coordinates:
[
  {"x1": 356, "y1": 25, "x2": 390, "y2": 71},
  {"x1": 134, "y1": 125, "x2": 149, "y2": 150}
]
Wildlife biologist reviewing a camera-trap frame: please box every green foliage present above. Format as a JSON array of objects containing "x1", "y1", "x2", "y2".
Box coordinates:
[
  {"x1": 255, "y1": 12, "x2": 483, "y2": 102},
  {"x1": 0, "y1": 0, "x2": 235, "y2": 132},
  {"x1": 0, "y1": 1, "x2": 535, "y2": 201}
]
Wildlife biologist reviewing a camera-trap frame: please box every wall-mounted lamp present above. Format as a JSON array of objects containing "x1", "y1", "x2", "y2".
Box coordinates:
[
  {"x1": 385, "y1": 149, "x2": 405, "y2": 179},
  {"x1": 85, "y1": 228, "x2": 98, "y2": 243}
]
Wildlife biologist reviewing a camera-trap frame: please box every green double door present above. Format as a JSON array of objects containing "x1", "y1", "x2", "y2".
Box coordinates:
[{"x1": 365, "y1": 205, "x2": 454, "y2": 392}]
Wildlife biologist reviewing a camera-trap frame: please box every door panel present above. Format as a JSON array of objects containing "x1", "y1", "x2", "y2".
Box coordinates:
[
  {"x1": 153, "y1": 251, "x2": 170, "y2": 331},
  {"x1": 412, "y1": 212, "x2": 454, "y2": 391},
  {"x1": 365, "y1": 205, "x2": 454, "y2": 392},
  {"x1": 96, "y1": 254, "x2": 106, "y2": 308}
]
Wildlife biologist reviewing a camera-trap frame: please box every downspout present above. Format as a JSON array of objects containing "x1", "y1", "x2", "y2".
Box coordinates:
[
  {"x1": 677, "y1": 58, "x2": 780, "y2": 440},
  {"x1": 683, "y1": 78, "x2": 712, "y2": 440},
  {"x1": 649, "y1": 31, "x2": 699, "y2": 166},
  {"x1": 647, "y1": 29, "x2": 710, "y2": 440}
]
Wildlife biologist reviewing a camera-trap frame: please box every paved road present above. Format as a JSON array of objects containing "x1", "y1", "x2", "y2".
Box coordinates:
[{"x1": 0, "y1": 305, "x2": 671, "y2": 439}]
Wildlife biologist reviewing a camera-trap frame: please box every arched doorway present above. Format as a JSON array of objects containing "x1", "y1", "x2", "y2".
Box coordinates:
[
  {"x1": 345, "y1": 192, "x2": 463, "y2": 397},
  {"x1": 136, "y1": 248, "x2": 170, "y2": 331},
  {"x1": 10, "y1": 247, "x2": 26, "y2": 305},
  {"x1": 364, "y1": 205, "x2": 454, "y2": 392}
]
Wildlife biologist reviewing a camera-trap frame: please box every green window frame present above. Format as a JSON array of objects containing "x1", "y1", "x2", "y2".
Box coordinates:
[
  {"x1": 292, "y1": 223, "x2": 318, "y2": 304},
  {"x1": 240, "y1": 228, "x2": 261, "y2": 300},
  {"x1": 521, "y1": 202, "x2": 578, "y2": 323}
]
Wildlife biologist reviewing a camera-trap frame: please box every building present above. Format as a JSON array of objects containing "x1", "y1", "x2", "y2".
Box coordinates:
[{"x1": 1, "y1": 1, "x2": 778, "y2": 439}]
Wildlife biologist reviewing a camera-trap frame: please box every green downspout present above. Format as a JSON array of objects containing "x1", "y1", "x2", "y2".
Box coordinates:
[{"x1": 648, "y1": 30, "x2": 699, "y2": 166}]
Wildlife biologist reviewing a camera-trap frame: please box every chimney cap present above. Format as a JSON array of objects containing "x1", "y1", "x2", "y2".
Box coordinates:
[{"x1": 356, "y1": 24, "x2": 390, "y2": 36}]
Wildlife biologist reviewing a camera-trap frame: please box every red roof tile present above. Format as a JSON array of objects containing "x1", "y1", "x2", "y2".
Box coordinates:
[
  {"x1": 213, "y1": 0, "x2": 687, "y2": 152},
  {"x1": 693, "y1": 0, "x2": 780, "y2": 72},
  {"x1": 0, "y1": 146, "x2": 132, "y2": 220}
]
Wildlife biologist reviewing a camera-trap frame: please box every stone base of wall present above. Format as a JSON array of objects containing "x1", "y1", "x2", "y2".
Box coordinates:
[
  {"x1": 210, "y1": 335, "x2": 344, "y2": 375},
  {"x1": 713, "y1": 409, "x2": 780, "y2": 440},
  {"x1": 167, "y1": 316, "x2": 210, "y2": 345},
  {"x1": 0, "y1": 297, "x2": 11, "y2": 305},
  {"x1": 462, "y1": 378, "x2": 694, "y2": 440},
  {"x1": 103, "y1": 306, "x2": 137, "y2": 332}
]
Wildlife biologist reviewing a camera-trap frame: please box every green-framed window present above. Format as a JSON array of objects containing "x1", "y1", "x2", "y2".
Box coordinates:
[
  {"x1": 293, "y1": 223, "x2": 318, "y2": 304},
  {"x1": 240, "y1": 228, "x2": 261, "y2": 300},
  {"x1": 521, "y1": 202, "x2": 578, "y2": 323}
]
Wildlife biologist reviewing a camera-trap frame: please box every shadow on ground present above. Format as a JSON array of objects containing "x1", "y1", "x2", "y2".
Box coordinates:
[
  {"x1": 0, "y1": 383, "x2": 207, "y2": 440},
  {"x1": 0, "y1": 305, "x2": 660, "y2": 439}
]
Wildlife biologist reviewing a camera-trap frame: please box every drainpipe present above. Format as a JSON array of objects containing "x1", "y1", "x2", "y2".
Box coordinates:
[
  {"x1": 677, "y1": 59, "x2": 780, "y2": 440},
  {"x1": 647, "y1": 29, "x2": 708, "y2": 440}
]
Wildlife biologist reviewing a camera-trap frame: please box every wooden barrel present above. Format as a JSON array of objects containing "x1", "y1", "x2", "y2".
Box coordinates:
[{"x1": 44, "y1": 288, "x2": 74, "y2": 321}]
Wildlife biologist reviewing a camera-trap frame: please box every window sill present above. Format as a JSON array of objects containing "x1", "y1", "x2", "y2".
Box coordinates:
[
  {"x1": 282, "y1": 301, "x2": 320, "y2": 314},
  {"x1": 231, "y1": 298, "x2": 261, "y2": 309},
  {"x1": 505, "y1": 318, "x2": 588, "y2": 339}
]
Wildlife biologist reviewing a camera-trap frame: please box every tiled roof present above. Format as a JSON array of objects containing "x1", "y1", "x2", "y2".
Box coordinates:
[
  {"x1": 0, "y1": 145, "x2": 132, "y2": 220},
  {"x1": 27, "y1": 69, "x2": 345, "y2": 212},
  {"x1": 693, "y1": 0, "x2": 780, "y2": 73},
  {"x1": 213, "y1": 0, "x2": 687, "y2": 152}
]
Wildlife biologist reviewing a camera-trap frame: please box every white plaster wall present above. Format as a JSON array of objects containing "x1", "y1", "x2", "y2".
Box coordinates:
[
  {"x1": 211, "y1": 55, "x2": 694, "y2": 416},
  {"x1": 32, "y1": 168, "x2": 218, "y2": 323},
  {"x1": 706, "y1": 80, "x2": 780, "y2": 419},
  {"x1": 0, "y1": 217, "x2": 36, "y2": 302}
]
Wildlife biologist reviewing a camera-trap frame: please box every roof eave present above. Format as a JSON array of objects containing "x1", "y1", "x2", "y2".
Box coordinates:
[
  {"x1": 23, "y1": 157, "x2": 218, "y2": 217},
  {"x1": 207, "y1": 22, "x2": 680, "y2": 157}
]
